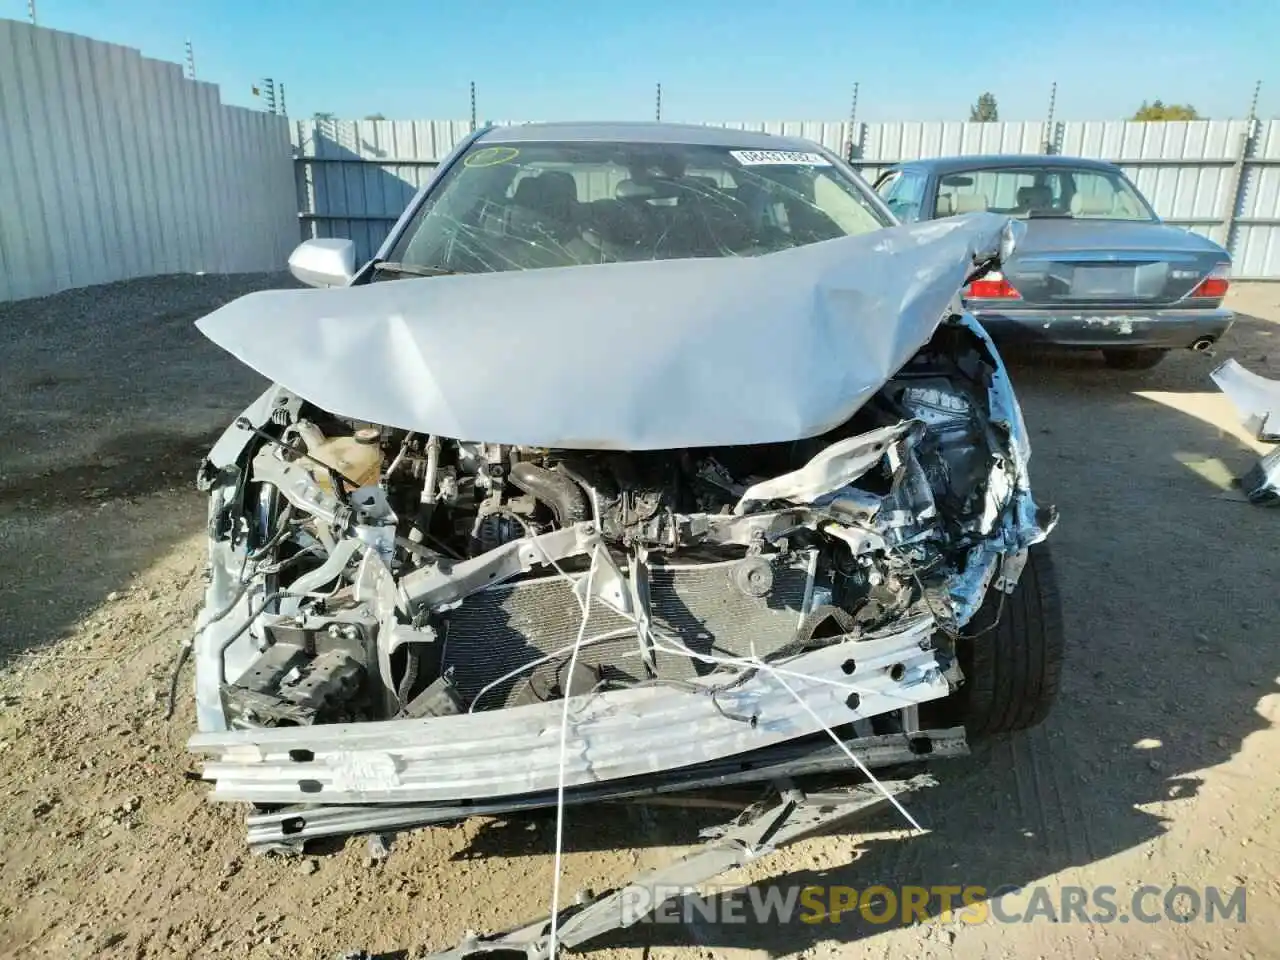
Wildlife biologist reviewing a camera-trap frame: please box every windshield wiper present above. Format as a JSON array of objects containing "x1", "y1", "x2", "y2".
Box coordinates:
[
  {"x1": 1027, "y1": 211, "x2": 1074, "y2": 219},
  {"x1": 371, "y1": 261, "x2": 464, "y2": 277}
]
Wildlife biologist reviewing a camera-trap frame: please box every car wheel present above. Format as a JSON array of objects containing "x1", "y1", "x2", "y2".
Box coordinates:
[
  {"x1": 1102, "y1": 348, "x2": 1168, "y2": 370},
  {"x1": 945, "y1": 542, "x2": 1065, "y2": 738}
]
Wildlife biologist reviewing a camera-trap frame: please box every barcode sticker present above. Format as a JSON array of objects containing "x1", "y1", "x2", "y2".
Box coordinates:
[{"x1": 729, "y1": 150, "x2": 832, "y2": 166}]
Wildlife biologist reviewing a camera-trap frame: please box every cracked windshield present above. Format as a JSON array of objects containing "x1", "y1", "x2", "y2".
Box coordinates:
[{"x1": 384, "y1": 141, "x2": 888, "y2": 275}]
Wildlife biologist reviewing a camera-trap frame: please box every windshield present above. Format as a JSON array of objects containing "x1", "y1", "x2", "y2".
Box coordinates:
[
  {"x1": 384, "y1": 140, "x2": 889, "y2": 274},
  {"x1": 934, "y1": 166, "x2": 1156, "y2": 221}
]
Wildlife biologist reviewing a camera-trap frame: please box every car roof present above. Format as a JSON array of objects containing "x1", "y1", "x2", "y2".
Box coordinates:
[
  {"x1": 476, "y1": 121, "x2": 823, "y2": 152},
  {"x1": 889, "y1": 154, "x2": 1123, "y2": 176}
]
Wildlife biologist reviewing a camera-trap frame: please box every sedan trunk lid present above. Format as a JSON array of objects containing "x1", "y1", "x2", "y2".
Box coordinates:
[{"x1": 997, "y1": 218, "x2": 1227, "y2": 307}]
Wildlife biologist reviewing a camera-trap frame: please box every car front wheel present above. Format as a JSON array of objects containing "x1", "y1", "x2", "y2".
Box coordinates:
[{"x1": 945, "y1": 542, "x2": 1065, "y2": 738}]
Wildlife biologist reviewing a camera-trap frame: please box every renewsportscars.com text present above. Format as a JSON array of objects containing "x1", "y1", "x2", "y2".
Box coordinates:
[{"x1": 622, "y1": 884, "x2": 1247, "y2": 926}]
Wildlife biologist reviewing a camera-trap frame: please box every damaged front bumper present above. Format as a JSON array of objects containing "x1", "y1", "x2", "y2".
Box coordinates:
[{"x1": 191, "y1": 617, "x2": 947, "y2": 807}]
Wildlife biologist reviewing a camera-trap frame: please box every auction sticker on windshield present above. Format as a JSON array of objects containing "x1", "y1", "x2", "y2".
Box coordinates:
[{"x1": 730, "y1": 150, "x2": 832, "y2": 166}]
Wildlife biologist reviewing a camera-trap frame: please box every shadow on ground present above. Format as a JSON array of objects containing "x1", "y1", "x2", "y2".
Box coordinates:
[{"x1": 0, "y1": 274, "x2": 288, "y2": 666}]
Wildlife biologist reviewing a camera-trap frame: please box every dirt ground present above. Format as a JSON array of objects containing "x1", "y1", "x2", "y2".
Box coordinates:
[{"x1": 1, "y1": 277, "x2": 1278, "y2": 960}]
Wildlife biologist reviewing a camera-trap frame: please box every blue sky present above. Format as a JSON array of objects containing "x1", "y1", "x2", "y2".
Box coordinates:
[{"x1": 6, "y1": 0, "x2": 1278, "y2": 122}]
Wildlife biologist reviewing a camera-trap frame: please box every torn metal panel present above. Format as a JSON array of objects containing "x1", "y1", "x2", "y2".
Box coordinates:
[
  {"x1": 195, "y1": 215, "x2": 1013, "y2": 451},
  {"x1": 1238, "y1": 446, "x2": 1280, "y2": 505},
  {"x1": 734, "y1": 422, "x2": 921, "y2": 514},
  {"x1": 1212, "y1": 358, "x2": 1280, "y2": 442},
  {"x1": 1211, "y1": 358, "x2": 1280, "y2": 504}
]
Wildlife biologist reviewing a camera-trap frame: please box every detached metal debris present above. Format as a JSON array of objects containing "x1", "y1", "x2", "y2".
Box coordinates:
[
  {"x1": 421, "y1": 774, "x2": 939, "y2": 960},
  {"x1": 1212, "y1": 358, "x2": 1280, "y2": 504}
]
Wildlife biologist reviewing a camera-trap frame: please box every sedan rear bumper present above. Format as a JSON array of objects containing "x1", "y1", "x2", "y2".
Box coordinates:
[{"x1": 970, "y1": 305, "x2": 1234, "y2": 349}]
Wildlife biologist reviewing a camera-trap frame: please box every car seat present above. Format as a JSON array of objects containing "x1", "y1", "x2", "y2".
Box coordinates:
[
  {"x1": 1070, "y1": 192, "x2": 1115, "y2": 217},
  {"x1": 951, "y1": 193, "x2": 991, "y2": 214},
  {"x1": 513, "y1": 171, "x2": 580, "y2": 229},
  {"x1": 1017, "y1": 184, "x2": 1054, "y2": 214}
]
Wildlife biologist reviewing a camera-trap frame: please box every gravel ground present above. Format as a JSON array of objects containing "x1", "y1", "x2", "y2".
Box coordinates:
[
  {"x1": 0, "y1": 273, "x2": 286, "y2": 660},
  {"x1": 0, "y1": 276, "x2": 1278, "y2": 960}
]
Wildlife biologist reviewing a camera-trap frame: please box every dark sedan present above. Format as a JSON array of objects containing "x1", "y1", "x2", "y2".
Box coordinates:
[{"x1": 874, "y1": 155, "x2": 1233, "y2": 369}]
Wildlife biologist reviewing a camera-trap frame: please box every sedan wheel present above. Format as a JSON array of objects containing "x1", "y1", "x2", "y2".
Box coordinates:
[{"x1": 925, "y1": 542, "x2": 1065, "y2": 738}]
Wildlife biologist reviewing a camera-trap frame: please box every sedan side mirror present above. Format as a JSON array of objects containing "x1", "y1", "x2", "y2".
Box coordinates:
[{"x1": 288, "y1": 238, "x2": 356, "y2": 288}]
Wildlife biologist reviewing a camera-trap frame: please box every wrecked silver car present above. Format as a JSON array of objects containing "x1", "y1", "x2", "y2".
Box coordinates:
[{"x1": 183, "y1": 125, "x2": 1062, "y2": 957}]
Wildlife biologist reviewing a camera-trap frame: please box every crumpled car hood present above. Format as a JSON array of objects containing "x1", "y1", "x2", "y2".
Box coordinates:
[{"x1": 197, "y1": 213, "x2": 1011, "y2": 450}]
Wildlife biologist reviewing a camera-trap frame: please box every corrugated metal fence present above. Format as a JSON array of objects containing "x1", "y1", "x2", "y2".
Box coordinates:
[
  {"x1": 0, "y1": 19, "x2": 297, "y2": 302},
  {"x1": 295, "y1": 118, "x2": 1280, "y2": 278}
]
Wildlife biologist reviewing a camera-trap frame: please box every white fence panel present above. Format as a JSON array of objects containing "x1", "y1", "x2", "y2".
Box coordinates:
[
  {"x1": 292, "y1": 119, "x2": 471, "y2": 262},
  {"x1": 0, "y1": 19, "x2": 296, "y2": 303},
  {"x1": 10, "y1": 52, "x2": 1280, "y2": 297},
  {"x1": 295, "y1": 117, "x2": 1280, "y2": 276}
]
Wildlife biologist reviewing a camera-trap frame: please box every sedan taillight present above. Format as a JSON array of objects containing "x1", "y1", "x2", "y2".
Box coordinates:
[
  {"x1": 965, "y1": 271, "x2": 1022, "y2": 300},
  {"x1": 1189, "y1": 263, "x2": 1231, "y2": 301}
]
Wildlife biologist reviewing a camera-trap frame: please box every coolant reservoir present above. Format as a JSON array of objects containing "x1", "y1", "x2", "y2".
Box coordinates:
[{"x1": 295, "y1": 422, "x2": 384, "y2": 492}]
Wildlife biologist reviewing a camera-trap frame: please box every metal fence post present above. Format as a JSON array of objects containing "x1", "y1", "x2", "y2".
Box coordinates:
[
  {"x1": 1043, "y1": 82, "x2": 1057, "y2": 154},
  {"x1": 1221, "y1": 127, "x2": 1258, "y2": 258},
  {"x1": 845, "y1": 83, "x2": 859, "y2": 162},
  {"x1": 1220, "y1": 81, "x2": 1263, "y2": 257}
]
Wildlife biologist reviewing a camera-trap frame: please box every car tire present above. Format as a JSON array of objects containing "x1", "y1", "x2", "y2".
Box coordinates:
[
  {"x1": 1102, "y1": 348, "x2": 1168, "y2": 370},
  {"x1": 948, "y1": 542, "x2": 1065, "y2": 738}
]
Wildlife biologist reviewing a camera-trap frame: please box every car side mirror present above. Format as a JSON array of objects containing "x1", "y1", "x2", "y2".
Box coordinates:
[{"x1": 288, "y1": 239, "x2": 356, "y2": 288}]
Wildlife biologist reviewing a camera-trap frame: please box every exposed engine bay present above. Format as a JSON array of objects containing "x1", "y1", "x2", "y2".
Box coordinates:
[{"x1": 192, "y1": 316, "x2": 1050, "y2": 740}]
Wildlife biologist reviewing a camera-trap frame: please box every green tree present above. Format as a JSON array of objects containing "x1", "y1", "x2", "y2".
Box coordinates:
[
  {"x1": 969, "y1": 92, "x2": 999, "y2": 122},
  {"x1": 1131, "y1": 100, "x2": 1200, "y2": 121}
]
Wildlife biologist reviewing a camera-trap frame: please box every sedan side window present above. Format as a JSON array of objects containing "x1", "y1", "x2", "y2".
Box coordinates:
[{"x1": 880, "y1": 171, "x2": 926, "y2": 222}]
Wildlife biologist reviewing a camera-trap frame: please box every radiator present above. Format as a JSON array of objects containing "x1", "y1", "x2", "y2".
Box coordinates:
[{"x1": 441, "y1": 551, "x2": 816, "y2": 709}]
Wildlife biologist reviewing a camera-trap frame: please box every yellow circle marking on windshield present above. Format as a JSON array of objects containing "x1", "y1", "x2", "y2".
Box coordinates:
[{"x1": 464, "y1": 146, "x2": 520, "y2": 168}]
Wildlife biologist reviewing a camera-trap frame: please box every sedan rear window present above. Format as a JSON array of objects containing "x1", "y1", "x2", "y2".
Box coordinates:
[
  {"x1": 388, "y1": 141, "x2": 889, "y2": 275},
  {"x1": 934, "y1": 166, "x2": 1155, "y2": 221}
]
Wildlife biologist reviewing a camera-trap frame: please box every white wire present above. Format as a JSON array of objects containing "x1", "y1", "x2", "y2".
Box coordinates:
[
  {"x1": 758, "y1": 660, "x2": 924, "y2": 833},
  {"x1": 466, "y1": 627, "x2": 638, "y2": 713},
  {"x1": 546, "y1": 542, "x2": 600, "y2": 960}
]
